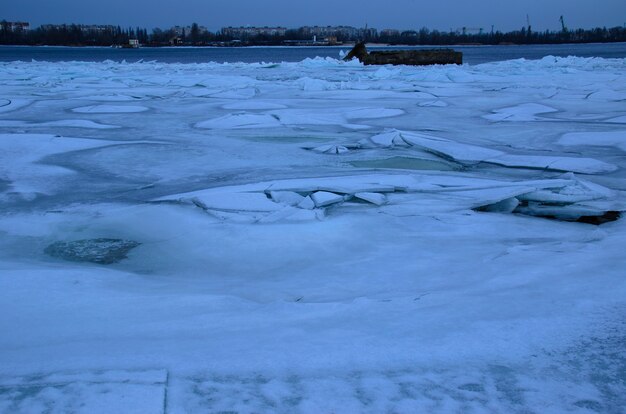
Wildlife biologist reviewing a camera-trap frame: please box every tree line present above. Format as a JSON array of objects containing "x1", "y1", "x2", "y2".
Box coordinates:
[{"x1": 2, "y1": 21, "x2": 625, "y2": 46}]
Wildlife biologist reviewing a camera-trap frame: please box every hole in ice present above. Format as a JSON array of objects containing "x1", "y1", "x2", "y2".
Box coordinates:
[
  {"x1": 475, "y1": 200, "x2": 622, "y2": 225},
  {"x1": 44, "y1": 238, "x2": 141, "y2": 265},
  {"x1": 350, "y1": 157, "x2": 459, "y2": 171}
]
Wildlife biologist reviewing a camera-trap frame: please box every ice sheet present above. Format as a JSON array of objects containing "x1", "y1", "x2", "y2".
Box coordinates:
[{"x1": 1, "y1": 56, "x2": 626, "y2": 413}]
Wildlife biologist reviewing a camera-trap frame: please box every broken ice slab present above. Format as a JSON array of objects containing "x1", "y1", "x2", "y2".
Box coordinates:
[
  {"x1": 297, "y1": 195, "x2": 316, "y2": 209},
  {"x1": 155, "y1": 172, "x2": 622, "y2": 224},
  {"x1": 257, "y1": 206, "x2": 325, "y2": 223},
  {"x1": 363, "y1": 129, "x2": 504, "y2": 163},
  {"x1": 607, "y1": 115, "x2": 626, "y2": 124},
  {"x1": 195, "y1": 113, "x2": 281, "y2": 129},
  {"x1": 558, "y1": 131, "x2": 626, "y2": 152},
  {"x1": 0, "y1": 369, "x2": 167, "y2": 414},
  {"x1": 350, "y1": 157, "x2": 458, "y2": 171},
  {"x1": 310, "y1": 191, "x2": 346, "y2": 207},
  {"x1": 311, "y1": 144, "x2": 350, "y2": 154},
  {"x1": 483, "y1": 154, "x2": 617, "y2": 174},
  {"x1": 268, "y1": 191, "x2": 305, "y2": 206},
  {"x1": 71, "y1": 105, "x2": 149, "y2": 113},
  {"x1": 222, "y1": 101, "x2": 287, "y2": 110},
  {"x1": 475, "y1": 197, "x2": 520, "y2": 213},
  {"x1": 482, "y1": 103, "x2": 558, "y2": 122},
  {"x1": 517, "y1": 175, "x2": 615, "y2": 204},
  {"x1": 190, "y1": 192, "x2": 285, "y2": 212},
  {"x1": 362, "y1": 129, "x2": 617, "y2": 174},
  {"x1": 0, "y1": 119, "x2": 120, "y2": 129},
  {"x1": 368, "y1": 130, "x2": 411, "y2": 147},
  {"x1": 44, "y1": 238, "x2": 140, "y2": 265},
  {"x1": 418, "y1": 100, "x2": 448, "y2": 107},
  {"x1": 0, "y1": 98, "x2": 31, "y2": 113},
  {"x1": 354, "y1": 192, "x2": 388, "y2": 206},
  {"x1": 197, "y1": 106, "x2": 403, "y2": 130}
]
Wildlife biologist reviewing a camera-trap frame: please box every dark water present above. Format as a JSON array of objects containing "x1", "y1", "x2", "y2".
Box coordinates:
[{"x1": 1, "y1": 43, "x2": 625, "y2": 65}]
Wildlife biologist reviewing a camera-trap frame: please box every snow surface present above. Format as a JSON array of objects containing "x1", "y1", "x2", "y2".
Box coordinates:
[{"x1": 1, "y1": 56, "x2": 626, "y2": 413}]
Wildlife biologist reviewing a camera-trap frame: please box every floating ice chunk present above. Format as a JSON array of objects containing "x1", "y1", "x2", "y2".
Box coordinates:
[
  {"x1": 0, "y1": 119, "x2": 119, "y2": 129},
  {"x1": 0, "y1": 133, "x2": 125, "y2": 196},
  {"x1": 354, "y1": 192, "x2": 387, "y2": 206},
  {"x1": 297, "y1": 77, "x2": 338, "y2": 91},
  {"x1": 312, "y1": 144, "x2": 350, "y2": 154},
  {"x1": 400, "y1": 131, "x2": 504, "y2": 163},
  {"x1": 484, "y1": 154, "x2": 617, "y2": 174},
  {"x1": 76, "y1": 94, "x2": 140, "y2": 102},
  {"x1": 483, "y1": 103, "x2": 558, "y2": 122},
  {"x1": 517, "y1": 174, "x2": 615, "y2": 203},
  {"x1": 341, "y1": 124, "x2": 372, "y2": 130},
  {"x1": 196, "y1": 113, "x2": 281, "y2": 129},
  {"x1": 453, "y1": 186, "x2": 538, "y2": 210},
  {"x1": 269, "y1": 191, "x2": 305, "y2": 206},
  {"x1": 72, "y1": 105, "x2": 149, "y2": 113},
  {"x1": 345, "y1": 108, "x2": 405, "y2": 119},
  {"x1": 297, "y1": 195, "x2": 316, "y2": 210},
  {"x1": 0, "y1": 98, "x2": 31, "y2": 113},
  {"x1": 310, "y1": 191, "x2": 345, "y2": 207},
  {"x1": 558, "y1": 131, "x2": 626, "y2": 151},
  {"x1": 586, "y1": 89, "x2": 626, "y2": 102},
  {"x1": 369, "y1": 130, "x2": 405, "y2": 147},
  {"x1": 419, "y1": 100, "x2": 448, "y2": 107},
  {"x1": 475, "y1": 197, "x2": 520, "y2": 213},
  {"x1": 222, "y1": 101, "x2": 287, "y2": 110},
  {"x1": 364, "y1": 130, "x2": 616, "y2": 173},
  {"x1": 209, "y1": 88, "x2": 258, "y2": 99},
  {"x1": 258, "y1": 206, "x2": 322, "y2": 223},
  {"x1": 189, "y1": 192, "x2": 283, "y2": 212}
]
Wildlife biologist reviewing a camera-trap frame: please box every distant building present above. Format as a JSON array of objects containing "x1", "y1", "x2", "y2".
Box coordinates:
[
  {"x1": 80, "y1": 25, "x2": 116, "y2": 34},
  {"x1": 3, "y1": 21, "x2": 30, "y2": 32},
  {"x1": 39, "y1": 24, "x2": 116, "y2": 34},
  {"x1": 301, "y1": 25, "x2": 358, "y2": 38},
  {"x1": 380, "y1": 29, "x2": 400, "y2": 37},
  {"x1": 300, "y1": 25, "x2": 376, "y2": 40},
  {"x1": 170, "y1": 25, "x2": 209, "y2": 38},
  {"x1": 221, "y1": 26, "x2": 287, "y2": 39}
]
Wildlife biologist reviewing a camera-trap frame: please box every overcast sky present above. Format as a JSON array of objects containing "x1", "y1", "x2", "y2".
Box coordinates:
[{"x1": 3, "y1": 0, "x2": 626, "y2": 32}]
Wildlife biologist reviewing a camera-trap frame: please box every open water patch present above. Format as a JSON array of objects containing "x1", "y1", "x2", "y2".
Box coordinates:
[{"x1": 44, "y1": 238, "x2": 140, "y2": 265}]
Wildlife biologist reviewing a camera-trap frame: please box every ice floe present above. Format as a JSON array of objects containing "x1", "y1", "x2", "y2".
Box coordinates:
[
  {"x1": 72, "y1": 104, "x2": 149, "y2": 113},
  {"x1": 356, "y1": 129, "x2": 617, "y2": 173},
  {"x1": 0, "y1": 119, "x2": 120, "y2": 129},
  {"x1": 483, "y1": 103, "x2": 558, "y2": 121},
  {"x1": 0, "y1": 98, "x2": 31, "y2": 113},
  {"x1": 196, "y1": 107, "x2": 404, "y2": 129},
  {"x1": 559, "y1": 131, "x2": 626, "y2": 151},
  {"x1": 0, "y1": 133, "x2": 122, "y2": 197},
  {"x1": 154, "y1": 171, "x2": 623, "y2": 225}
]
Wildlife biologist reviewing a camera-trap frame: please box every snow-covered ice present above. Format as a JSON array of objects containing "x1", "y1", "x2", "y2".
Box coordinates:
[{"x1": 1, "y1": 56, "x2": 625, "y2": 413}]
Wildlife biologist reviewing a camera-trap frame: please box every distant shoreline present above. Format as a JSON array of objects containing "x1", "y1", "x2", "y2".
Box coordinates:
[{"x1": 2, "y1": 41, "x2": 626, "y2": 49}]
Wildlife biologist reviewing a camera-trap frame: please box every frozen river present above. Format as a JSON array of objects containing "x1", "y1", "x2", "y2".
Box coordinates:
[{"x1": 1, "y1": 55, "x2": 625, "y2": 412}]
